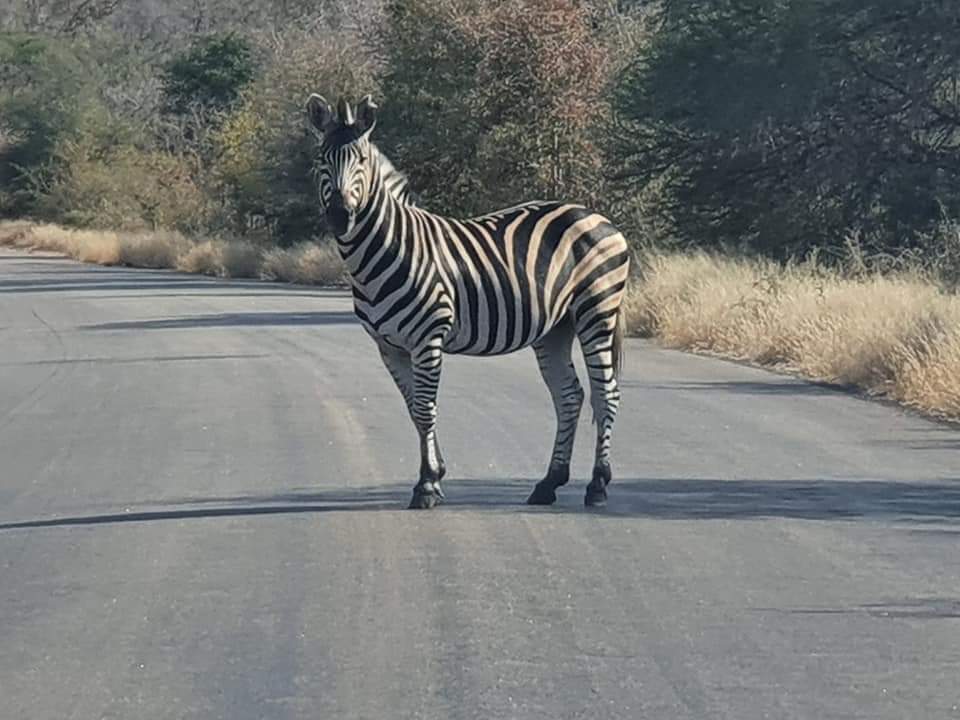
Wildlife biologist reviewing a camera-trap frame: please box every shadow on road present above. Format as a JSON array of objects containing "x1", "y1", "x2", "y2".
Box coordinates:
[
  {"x1": 81, "y1": 291, "x2": 345, "y2": 300},
  {"x1": 626, "y1": 380, "x2": 850, "y2": 396},
  {"x1": 0, "y1": 254, "x2": 75, "y2": 262},
  {"x1": 603, "y1": 478, "x2": 960, "y2": 520},
  {"x1": 3, "y1": 478, "x2": 959, "y2": 531},
  {"x1": 899, "y1": 427, "x2": 960, "y2": 451},
  {"x1": 0, "y1": 353, "x2": 270, "y2": 367},
  {"x1": 0, "y1": 275, "x2": 347, "y2": 296},
  {"x1": 0, "y1": 496, "x2": 402, "y2": 531},
  {"x1": 81, "y1": 311, "x2": 357, "y2": 331},
  {"x1": 755, "y1": 597, "x2": 960, "y2": 620}
]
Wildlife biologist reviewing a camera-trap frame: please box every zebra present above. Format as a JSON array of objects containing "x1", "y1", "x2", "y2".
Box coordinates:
[{"x1": 307, "y1": 94, "x2": 630, "y2": 509}]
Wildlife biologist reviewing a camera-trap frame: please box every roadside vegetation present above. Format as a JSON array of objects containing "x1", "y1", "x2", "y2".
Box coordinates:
[
  {"x1": 0, "y1": 220, "x2": 348, "y2": 284},
  {"x1": 626, "y1": 246, "x2": 960, "y2": 422},
  {"x1": 1, "y1": 1, "x2": 958, "y2": 420},
  {"x1": 4, "y1": 218, "x2": 958, "y2": 422}
]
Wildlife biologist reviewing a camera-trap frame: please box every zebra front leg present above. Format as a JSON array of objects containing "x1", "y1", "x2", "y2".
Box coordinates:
[
  {"x1": 408, "y1": 340, "x2": 446, "y2": 509},
  {"x1": 377, "y1": 342, "x2": 419, "y2": 426},
  {"x1": 378, "y1": 342, "x2": 447, "y2": 506},
  {"x1": 527, "y1": 319, "x2": 583, "y2": 506}
]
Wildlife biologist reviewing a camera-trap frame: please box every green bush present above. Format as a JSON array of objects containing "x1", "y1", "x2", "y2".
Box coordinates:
[
  {"x1": 161, "y1": 34, "x2": 257, "y2": 115},
  {"x1": 40, "y1": 141, "x2": 219, "y2": 232},
  {"x1": 0, "y1": 34, "x2": 91, "y2": 216}
]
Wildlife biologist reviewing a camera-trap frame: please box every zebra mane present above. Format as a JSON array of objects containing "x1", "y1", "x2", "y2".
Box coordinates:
[{"x1": 372, "y1": 144, "x2": 419, "y2": 207}]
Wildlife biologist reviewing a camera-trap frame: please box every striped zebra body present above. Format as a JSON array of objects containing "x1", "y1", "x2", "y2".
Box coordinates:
[
  {"x1": 345, "y1": 191, "x2": 628, "y2": 358},
  {"x1": 308, "y1": 94, "x2": 629, "y2": 509}
]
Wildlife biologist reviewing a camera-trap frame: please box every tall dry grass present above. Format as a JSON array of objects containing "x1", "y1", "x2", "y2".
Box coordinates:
[
  {"x1": 626, "y1": 252, "x2": 960, "y2": 422},
  {"x1": 0, "y1": 220, "x2": 346, "y2": 285},
  {"x1": 260, "y1": 243, "x2": 347, "y2": 285},
  {"x1": 176, "y1": 239, "x2": 263, "y2": 278},
  {"x1": 118, "y1": 231, "x2": 192, "y2": 269},
  {"x1": 0, "y1": 220, "x2": 123, "y2": 264}
]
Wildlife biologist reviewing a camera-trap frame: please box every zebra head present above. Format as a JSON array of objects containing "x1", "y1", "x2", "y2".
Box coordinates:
[{"x1": 306, "y1": 94, "x2": 378, "y2": 238}]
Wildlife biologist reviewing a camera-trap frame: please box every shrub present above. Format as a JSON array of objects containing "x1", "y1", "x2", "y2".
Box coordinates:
[
  {"x1": 39, "y1": 141, "x2": 219, "y2": 233},
  {"x1": 213, "y1": 26, "x2": 382, "y2": 243},
  {"x1": 161, "y1": 34, "x2": 257, "y2": 115},
  {"x1": 379, "y1": 0, "x2": 611, "y2": 215},
  {"x1": 0, "y1": 34, "x2": 93, "y2": 217}
]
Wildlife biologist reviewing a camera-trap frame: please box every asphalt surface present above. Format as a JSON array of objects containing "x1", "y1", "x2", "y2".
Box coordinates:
[{"x1": 1, "y1": 247, "x2": 959, "y2": 720}]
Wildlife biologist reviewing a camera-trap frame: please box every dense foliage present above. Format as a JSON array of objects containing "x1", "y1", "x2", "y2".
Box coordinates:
[
  {"x1": 1, "y1": 0, "x2": 957, "y2": 265},
  {"x1": 617, "y1": 0, "x2": 960, "y2": 257},
  {"x1": 379, "y1": 0, "x2": 611, "y2": 215},
  {"x1": 161, "y1": 34, "x2": 256, "y2": 115}
]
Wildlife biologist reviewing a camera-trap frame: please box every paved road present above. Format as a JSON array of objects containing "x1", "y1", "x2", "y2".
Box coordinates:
[{"x1": 1, "y1": 248, "x2": 959, "y2": 720}]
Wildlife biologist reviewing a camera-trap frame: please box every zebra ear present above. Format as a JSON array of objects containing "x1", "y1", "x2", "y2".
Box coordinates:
[
  {"x1": 355, "y1": 95, "x2": 378, "y2": 135},
  {"x1": 306, "y1": 94, "x2": 335, "y2": 136}
]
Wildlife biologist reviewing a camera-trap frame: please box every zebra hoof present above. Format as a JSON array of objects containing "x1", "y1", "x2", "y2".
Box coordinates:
[
  {"x1": 585, "y1": 465, "x2": 610, "y2": 507},
  {"x1": 584, "y1": 485, "x2": 608, "y2": 508},
  {"x1": 408, "y1": 485, "x2": 443, "y2": 510},
  {"x1": 526, "y1": 481, "x2": 558, "y2": 506}
]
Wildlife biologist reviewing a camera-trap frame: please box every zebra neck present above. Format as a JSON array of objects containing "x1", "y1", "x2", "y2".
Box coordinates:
[
  {"x1": 338, "y1": 162, "x2": 410, "y2": 284},
  {"x1": 373, "y1": 147, "x2": 416, "y2": 206}
]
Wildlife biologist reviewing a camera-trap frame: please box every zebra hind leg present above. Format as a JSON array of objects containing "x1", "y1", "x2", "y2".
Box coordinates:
[
  {"x1": 527, "y1": 318, "x2": 583, "y2": 506},
  {"x1": 577, "y1": 313, "x2": 622, "y2": 508}
]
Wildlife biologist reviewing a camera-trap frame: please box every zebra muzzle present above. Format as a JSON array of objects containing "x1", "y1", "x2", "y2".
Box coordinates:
[{"x1": 326, "y1": 203, "x2": 354, "y2": 237}]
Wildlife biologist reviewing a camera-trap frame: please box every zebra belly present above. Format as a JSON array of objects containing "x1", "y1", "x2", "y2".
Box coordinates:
[
  {"x1": 440, "y1": 298, "x2": 570, "y2": 357},
  {"x1": 356, "y1": 314, "x2": 413, "y2": 351},
  {"x1": 441, "y1": 337, "x2": 535, "y2": 357}
]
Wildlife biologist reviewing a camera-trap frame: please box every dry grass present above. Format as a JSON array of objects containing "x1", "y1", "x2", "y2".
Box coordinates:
[
  {"x1": 176, "y1": 239, "x2": 263, "y2": 278},
  {"x1": 117, "y1": 230, "x2": 192, "y2": 269},
  {"x1": 626, "y1": 251, "x2": 960, "y2": 422},
  {"x1": 0, "y1": 220, "x2": 345, "y2": 285},
  {"x1": 0, "y1": 221, "x2": 190, "y2": 268},
  {"x1": 260, "y1": 243, "x2": 348, "y2": 285},
  {"x1": 0, "y1": 220, "x2": 123, "y2": 264},
  {"x1": 175, "y1": 239, "x2": 224, "y2": 275}
]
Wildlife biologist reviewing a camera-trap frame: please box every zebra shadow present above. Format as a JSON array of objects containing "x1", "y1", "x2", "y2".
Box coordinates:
[
  {"x1": 0, "y1": 480, "x2": 543, "y2": 531},
  {"x1": 3, "y1": 477, "x2": 959, "y2": 531},
  {"x1": 442, "y1": 477, "x2": 960, "y2": 522}
]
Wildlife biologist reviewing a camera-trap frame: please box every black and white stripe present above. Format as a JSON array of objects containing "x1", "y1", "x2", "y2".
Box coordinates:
[{"x1": 307, "y1": 94, "x2": 629, "y2": 509}]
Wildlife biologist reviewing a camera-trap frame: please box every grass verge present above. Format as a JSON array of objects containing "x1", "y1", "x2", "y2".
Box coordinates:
[
  {"x1": 625, "y1": 251, "x2": 960, "y2": 423},
  {"x1": 0, "y1": 220, "x2": 347, "y2": 285}
]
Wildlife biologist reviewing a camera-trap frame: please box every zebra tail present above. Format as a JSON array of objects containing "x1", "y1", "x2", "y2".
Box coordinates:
[{"x1": 612, "y1": 302, "x2": 626, "y2": 381}]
